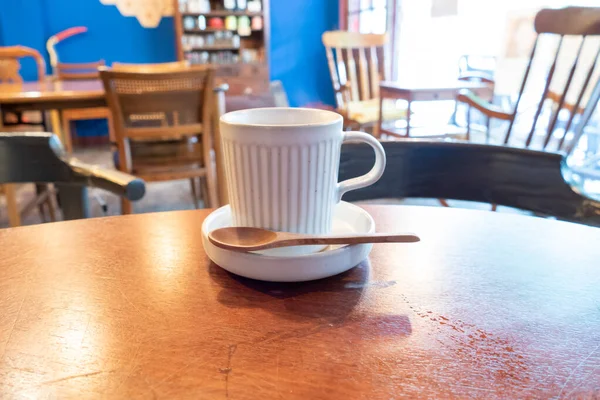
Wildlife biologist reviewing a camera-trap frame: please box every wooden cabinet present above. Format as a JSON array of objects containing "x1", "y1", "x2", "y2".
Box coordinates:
[{"x1": 173, "y1": 0, "x2": 270, "y2": 96}]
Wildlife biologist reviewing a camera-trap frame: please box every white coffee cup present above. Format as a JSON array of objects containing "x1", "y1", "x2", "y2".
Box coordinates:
[{"x1": 220, "y1": 107, "x2": 386, "y2": 256}]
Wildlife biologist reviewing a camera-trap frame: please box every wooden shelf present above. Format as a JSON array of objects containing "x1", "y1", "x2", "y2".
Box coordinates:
[
  {"x1": 184, "y1": 28, "x2": 262, "y2": 33},
  {"x1": 173, "y1": 0, "x2": 270, "y2": 96},
  {"x1": 188, "y1": 61, "x2": 266, "y2": 67},
  {"x1": 184, "y1": 46, "x2": 241, "y2": 51},
  {"x1": 181, "y1": 11, "x2": 263, "y2": 17}
]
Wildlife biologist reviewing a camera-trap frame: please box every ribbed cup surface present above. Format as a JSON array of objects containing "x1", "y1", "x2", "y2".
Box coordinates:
[{"x1": 222, "y1": 137, "x2": 342, "y2": 234}]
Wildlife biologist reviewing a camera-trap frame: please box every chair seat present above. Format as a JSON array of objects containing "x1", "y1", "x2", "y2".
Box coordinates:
[
  {"x1": 113, "y1": 138, "x2": 206, "y2": 181},
  {"x1": 346, "y1": 98, "x2": 407, "y2": 125}
]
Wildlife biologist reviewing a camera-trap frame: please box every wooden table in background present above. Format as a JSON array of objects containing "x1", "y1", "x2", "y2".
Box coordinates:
[
  {"x1": 0, "y1": 205, "x2": 599, "y2": 398},
  {"x1": 378, "y1": 80, "x2": 494, "y2": 137}
]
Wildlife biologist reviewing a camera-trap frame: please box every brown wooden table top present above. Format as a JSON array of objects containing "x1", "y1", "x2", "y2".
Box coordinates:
[
  {"x1": 1, "y1": 205, "x2": 599, "y2": 398},
  {"x1": 0, "y1": 79, "x2": 105, "y2": 109},
  {"x1": 0, "y1": 79, "x2": 276, "y2": 113}
]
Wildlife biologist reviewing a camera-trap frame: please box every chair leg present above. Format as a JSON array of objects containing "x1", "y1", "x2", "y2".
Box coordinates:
[
  {"x1": 406, "y1": 100, "x2": 412, "y2": 137},
  {"x1": 491, "y1": 203, "x2": 498, "y2": 212},
  {"x1": 466, "y1": 105, "x2": 472, "y2": 141},
  {"x1": 121, "y1": 198, "x2": 133, "y2": 215},
  {"x1": 376, "y1": 96, "x2": 384, "y2": 139},
  {"x1": 200, "y1": 177, "x2": 210, "y2": 208},
  {"x1": 206, "y1": 167, "x2": 218, "y2": 209},
  {"x1": 35, "y1": 184, "x2": 48, "y2": 222},
  {"x1": 46, "y1": 185, "x2": 57, "y2": 222},
  {"x1": 4, "y1": 184, "x2": 21, "y2": 227},
  {"x1": 60, "y1": 112, "x2": 74, "y2": 153},
  {"x1": 57, "y1": 185, "x2": 90, "y2": 220},
  {"x1": 107, "y1": 112, "x2": 116, "y2": 144},
  {"x1": 190, "y1": 178, "x2": 200, "y2": 209},
  {"x1": 438, "y1": 199, "x2": 450, "y2": 207}
]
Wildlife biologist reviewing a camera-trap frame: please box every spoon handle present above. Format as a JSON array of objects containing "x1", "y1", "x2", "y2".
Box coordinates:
[{"x1": 269, "y1": 232, "x2": 420, "y2": 250}]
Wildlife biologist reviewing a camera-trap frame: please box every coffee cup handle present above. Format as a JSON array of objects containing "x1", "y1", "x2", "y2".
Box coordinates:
[{"x1": 336, "y1": 131, "x2": 386, "y2": 202}]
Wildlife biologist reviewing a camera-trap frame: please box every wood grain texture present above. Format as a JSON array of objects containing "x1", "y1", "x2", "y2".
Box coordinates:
[
  {"x1": 339, "y1": 140, "x2": 600, "y2": 226},
  {"x1": 0, "y1": 205, "x2": 599, "y2": 398}
]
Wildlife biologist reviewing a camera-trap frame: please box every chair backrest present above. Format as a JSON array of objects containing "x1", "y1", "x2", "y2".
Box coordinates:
[
  {"x1": 111, "y1": 60, "x2": 190, "y2": 73},
  {"x1": 504, "y1": 7, "x2": 600, "y2": 151},
  {"x1": 55, "y1": 61, "x2": 106, "y2": 80},
  {"x1": 322, "y1": 31, "x2": 387, "y2": 110},
  {"x1": 0, "y1": 46, "x2": 45, "y2": 83},
  {"x1": 99, "y1": 66, "x2": 215, "y2": 144},
  {"x1": 339, "y1": 140, "x2": 600, "y2": 227}
]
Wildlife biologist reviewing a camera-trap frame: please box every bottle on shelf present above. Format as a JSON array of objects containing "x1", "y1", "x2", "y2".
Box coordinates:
[
  {"x1": 247, "y1": 0, "x2": 262, "y2": 12},
  {"x1": 183, "y1": 16, "x2": 196, "y2": 30},
  {"x1": 197, "y1": 15, "x2": 206, "y2": 30},
  {"x1": 199, "y1": 0, "x2": 211, "y2": 13},
  {"x1": 225, "y1": 15, "x2": 237, "y2": 30},
  {"x1": 237, "y1": 16, "x2": 251, "y2": 36},
  {"x1": 206, "y1": 34, "x2": 215, "y2": 46},
  {"x1": 208, "y1": 17, "x2": 224, "y2": 29},
  {"x1": 232, "y1": 34, "x2": 240, "y2": 48},
  {"x1": 179, "y1": 0, "x2": 188, "y2": 13},
  {"x1": 224, "y1": 0, "x2": 236, "y2": 11},
  {"x1": 251, "y1": 16, "x2": 262, "y2": 30},
  {"x1": 237, "y1": 0, "x2": 247, "y2": 11}
]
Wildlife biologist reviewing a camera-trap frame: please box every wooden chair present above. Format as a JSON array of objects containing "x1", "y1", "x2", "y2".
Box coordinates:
[
  {"x1": 0, "y1": 46, "x2": 59, "y2": 226},
  {"x1": 0, "y1": 132, "x2": 144, "y2": 224},
  {"x1": 563, "y1": 70, "x2": 600, "y2": 181},
  {"x1": 457, "y1": 7, "x2": 600, "y2": 151},
  {"x1": 52, "y1": 61, "x2": 111, "y2": 153},
  {"x1": 322, "y1": 31, "x2": 406, "y2": 133},
  {"x1": 109, "y1": 60, "x2": 215, "y2": 209},
  {"x1": 339, "y1": 140, "x2": 600, "y2": 227},
  {"x1": 45, "y1": 27, "x2": 111, "y2": 151},
  {"x1": 100, "y1": 66, "x2": 220, "y2": 214},
  {"x1": 0, "y1": 46, "x2": 46, "y2": 127}
]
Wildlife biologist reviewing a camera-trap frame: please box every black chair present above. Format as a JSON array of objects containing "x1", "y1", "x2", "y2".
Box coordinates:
[
  {"x1": 339, "y1": 140, "x2": 600, "y2": 227},
  {"x1": 0, "y1": 132, "x2": 145, "y2": 222}
]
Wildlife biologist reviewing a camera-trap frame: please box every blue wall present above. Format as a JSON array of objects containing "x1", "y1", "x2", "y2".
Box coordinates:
[
  {"x1": 0, "y1": 0, "x2": 337, "y2": 108},
  {"x1": 270, "y1": 0, "x2": 338, "y2": 106}
]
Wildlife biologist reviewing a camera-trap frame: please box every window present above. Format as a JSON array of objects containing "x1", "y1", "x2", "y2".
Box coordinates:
[
  {"x1": 341, "y1": 0, "x2": 392, "y2": 34},
  {"x1": 339, "y1": 0, "x2": 399, "y2": 78}
]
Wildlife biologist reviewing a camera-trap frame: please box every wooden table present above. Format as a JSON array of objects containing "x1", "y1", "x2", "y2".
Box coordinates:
[
  {"x1": 0, "y1": 80, "x2": 105, "y2": 111},
  {"x1": 378, "y1": 80, "x2": 494, "y2": 137},
  {"x1": 1, "y1": 205, "x2": 599, "y2": 398}
]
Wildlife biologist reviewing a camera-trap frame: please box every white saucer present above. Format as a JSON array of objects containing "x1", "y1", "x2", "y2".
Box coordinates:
[{"x1": 201, "y1": 201, "x2": 375, "y2": 282}]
